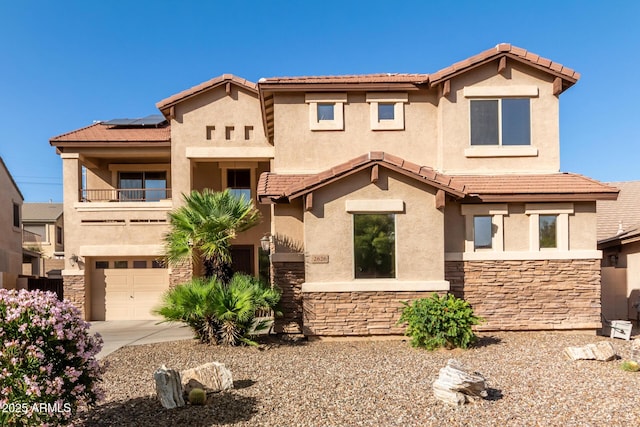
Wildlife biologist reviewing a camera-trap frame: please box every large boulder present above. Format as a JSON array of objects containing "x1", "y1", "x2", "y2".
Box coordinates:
[
  {"x1": 432, "y1": 359, "x2": 488, "y2": 406},
  {"x1": 181, "y1": 362, "x2": 234, "y2": 394}
]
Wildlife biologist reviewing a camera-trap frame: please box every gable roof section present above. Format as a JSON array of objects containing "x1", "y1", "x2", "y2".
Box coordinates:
[
  {"x1": 259, "y1": 152, "x2": 467, "y2": 203},
  {"x1": 50, "y1": 122, "x2": 171, "y2": 147},
  {"x1": 597, "y1": 181, "x2": 640, "y2": 241},
  {"x1": 429, "y1": 43, "x2": 580, "y2": 89},
  {"x1": 156, "y1": 74, "x2": 258, "y2": 118},
  {"x1": 258, "y1": 155, "x2": 618, "y2": 204},
  {"x1": 22, "y1": 203, "x2": 64, "y2": 222}
]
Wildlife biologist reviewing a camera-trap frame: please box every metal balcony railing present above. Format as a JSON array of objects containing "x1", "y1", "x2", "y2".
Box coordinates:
[{"x1": 79, "y1": 188, "x2": 172, "y2": 202}]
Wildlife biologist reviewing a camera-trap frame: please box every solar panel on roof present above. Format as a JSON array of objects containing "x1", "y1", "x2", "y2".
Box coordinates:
[{"x1": 102, "y1": 114, "x2": 166, "y2": 127}]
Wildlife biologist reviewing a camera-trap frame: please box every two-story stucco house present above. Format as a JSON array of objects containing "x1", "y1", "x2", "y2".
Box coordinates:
[
  {"x1": 0, "y1": 157, "x2": 24, "y2": 289},
  {"x1": 51, "y1": 44, "x2": 618, "y2": 335},
  {"x1": 21, "y1": 203, "x2": 64, "y2": 278}
]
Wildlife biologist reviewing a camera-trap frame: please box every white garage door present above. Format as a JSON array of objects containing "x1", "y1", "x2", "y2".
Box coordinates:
[{"x1": 91, "y1": 265, "x2": 169, "y2": 320}]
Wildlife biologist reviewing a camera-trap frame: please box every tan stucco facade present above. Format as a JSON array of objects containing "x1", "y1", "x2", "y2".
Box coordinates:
[
  {"x1": 52, "y1": 48, "x2": 611, "y2": 332},
  {"x1": 0, "y1": 159, "x2": 23, "y2": 289}
]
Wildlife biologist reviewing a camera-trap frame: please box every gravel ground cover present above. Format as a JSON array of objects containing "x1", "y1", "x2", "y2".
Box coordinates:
[{"x1": 74, "y1": 332, "x2": 639, "y2": 427}]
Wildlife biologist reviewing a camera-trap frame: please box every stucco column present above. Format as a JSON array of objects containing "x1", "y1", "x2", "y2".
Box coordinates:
[{"x1": 60, "y1": 153, "x2": 81, "y2": 272}]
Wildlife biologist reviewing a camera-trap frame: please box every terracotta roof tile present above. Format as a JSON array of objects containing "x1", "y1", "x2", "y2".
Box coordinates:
[
  {"x1": 259, "y1": 160, "x2": 617, "y2": 205},
  {"x1": 429, "y1": 44, "x2": 580, "y2": 85},
  {"x1": 259, "y1": 73, "x2": 429, "y2": 85},
  {"x1": 50, "y1": 123, "x2": 171, "y2": 143},
  {"x1": 450, "y1": 173, "x2": 618, "y2": 197},
  {"x1": 597, "y1": 181, "x2": 640, "y2": 241},
  {"x1": 156, "y1": 74, "x2": 257, "y2": 112}
]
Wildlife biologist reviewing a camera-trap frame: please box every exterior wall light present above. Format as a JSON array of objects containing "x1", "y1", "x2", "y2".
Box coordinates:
[{"x1": 260, "y1": 234, "x2": 271, "y2": 253}]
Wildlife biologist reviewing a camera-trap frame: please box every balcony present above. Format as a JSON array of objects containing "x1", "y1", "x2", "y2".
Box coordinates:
[
  {"x1": 80, "y1": 188, "x2": 172, "y2": 202},
  {"x1": 23, "y1": 229, "x2": 43, "y2": 245}
]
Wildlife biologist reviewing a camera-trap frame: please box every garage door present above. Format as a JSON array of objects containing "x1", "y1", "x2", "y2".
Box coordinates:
[{"x1": 91, "y1": 265, "x2": 169, "y2": 320}]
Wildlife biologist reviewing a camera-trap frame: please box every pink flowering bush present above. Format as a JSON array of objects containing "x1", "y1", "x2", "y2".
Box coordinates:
[{"x1": 0, "y1": 289, "x2": 103, "y2": 426}]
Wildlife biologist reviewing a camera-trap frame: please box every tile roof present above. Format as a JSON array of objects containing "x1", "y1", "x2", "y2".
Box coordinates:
[
  {"x1": 156, "y1": 74, "x2": 257, "y2": 112},
  {"x1": 429, "y1": 43, "x2": 580, "y2": 85},
  {"x1": 450, "y1": 173, "x2": 618, "y2": 199},
  {"x1": 259, "y1": 73, "x2": 429, "y2": 84},
  {"x1": 258, "y1": 154, "x2": 618, "y2": 204},
  {"x1": 50, "y1": 123, "x2": 171, "y2": 144},
  {"x1": 597, "y1": 181, "x2": 640, "y2": 241},
  {"x1": 22, "y1": 203, "x2": 63, "y2": 222}
]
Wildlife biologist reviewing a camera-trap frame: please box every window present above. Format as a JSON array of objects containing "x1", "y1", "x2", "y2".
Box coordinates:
[
  {"x1": 152, "y1": 259, "x2": 165, "y2": 269},
  {"x1": 206, "y1": 125, "x2": 215, "y2": 140},
  {"x1": 133, "y1": 260, "x2": 147, "y2": 269},
  {"x1": 470, "y1": 98, "x2": 530, "y2": 146},
  {"x1": 539, "y1": 215, "x2": 558, "y2": 249},
  {"x1": 24, "y1": 224, "x2": 47, "y2": 241},
  {"x1": 227, "y1": 169, "x2": 251, "y2": 200},
  {"x1": 525, "y1": 203, "x2": 572, "y2": 252},
  {"x1": 114, "y1": 260, "x2": 128, "y2": 269},
  {"x1": 317, "y1": 104, "x2": 335, "y2": 121},
  {"x1": 305, "y1": 93, "x2": 346, "y2": 130},
  {"x1": 13, "y1": 203, "x2": 20, "y2": 228},
  {"x1": 461, "y1": 204, "x2": 507, "y2": 253},
  {"x1": 378, "y1": 103, "x2": 395, "y2": 120},
  {"x1": 95, "y1": 261, "x2": 109, "y2": 269},
  {"x1": 244, "y1": 126, "x2": 253, "y2": 140},
  {"x1": 366, "y1": 93, "x2": 408, "y2": 130},
  {"x1": 56, "y1": 226, "x2": 63, "y2": 245},
  {"x1": 118, "y1": 171, "x2": 167, "y2": 202},
  {"x1": 225, "y1": 126, "x2": 234, "y2": 140},
  {"x1": 354, "y1": 214, "x2": 395, "y2": 279},
  {"x1": 473, "y1": 216, "x2": 493, "y2": 250}
]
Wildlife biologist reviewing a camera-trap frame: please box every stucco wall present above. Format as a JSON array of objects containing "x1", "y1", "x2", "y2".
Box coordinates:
[
  {"x1": 0, "y1": 162, "x2": 23, "y2": 288},
  {"x1": 304, "y1": 168, "x2": 444, "y2": 283},
  {"x1": 439, "y1": 62, "x2": 559, "y2": 174},
  {"x1": 273, "y1": 91, "x2": 438, "y2": 173}
]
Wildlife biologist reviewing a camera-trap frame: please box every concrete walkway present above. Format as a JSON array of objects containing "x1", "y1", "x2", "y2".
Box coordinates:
[{"x1": 89, "y1": 320, "x2": 194, "y2": 359}]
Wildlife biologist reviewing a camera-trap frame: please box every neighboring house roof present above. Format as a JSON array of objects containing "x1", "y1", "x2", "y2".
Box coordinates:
[
  {"x1": 22, "y1": 203, "x2": 63, "y2": 222},
  {"x1": 0, "y1": 156, "x2": 24, "y2": 201},
  {"x1": 597, "y1": 181, "x2": 640, "y2": 242},
  {"x1": 258, "y1": 153, "x2": 618, "y2": 204},
  {"x1": 50, "y1": 122, "x2": 171, "y2": 147},
  {"x1": 156, "y1": 74, "x2": 258, "y2": 118}
]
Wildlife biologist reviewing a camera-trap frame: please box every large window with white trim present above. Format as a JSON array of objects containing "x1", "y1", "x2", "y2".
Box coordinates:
[
  {"x1": 354, "y1": 214, "x2": 395, "y2": 279},
  {"x1": 470, "y1": 98, "x2": 531, "y2": 146}
]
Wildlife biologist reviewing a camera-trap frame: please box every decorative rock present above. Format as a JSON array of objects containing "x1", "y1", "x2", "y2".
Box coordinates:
[
  {"x1": 432, "y1": 359, "x2": 488, "y2": 406},
  {"x1": 564, "y1": 341, "x2": 616, "y2": 361},
  {"x1": 631, "y1": 340, "x2": 640, "y2": 363},
  {"x1": 181, "y1": 362, "x2": 233, "y2": 394},
  {"x1": 154, "y1": 365, "x2": 185, "y2": 409}
]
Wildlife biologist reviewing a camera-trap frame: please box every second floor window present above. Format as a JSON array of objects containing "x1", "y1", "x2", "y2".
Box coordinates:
[
  {"x1": 470, "y1": 98, "x2": 530, "y2": 146},
  {"x1": 13, "y1": 203, "x2": 20, "y2": 228},
  {"x1": 227, "y1": 169, "x2": 251, "y2": 201},
  {"x1": 119, "y1": 171, "x2": 167, "y2": 202}
]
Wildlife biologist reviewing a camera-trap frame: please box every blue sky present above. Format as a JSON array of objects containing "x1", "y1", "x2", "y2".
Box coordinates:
[{"x1": 1, "y1": 0, "x2": 638, "y2": 202}]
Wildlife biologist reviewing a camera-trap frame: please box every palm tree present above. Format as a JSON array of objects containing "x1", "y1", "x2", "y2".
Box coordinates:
[{"x1": 164, "y1": 189, "x2": 261, "y2": 282}]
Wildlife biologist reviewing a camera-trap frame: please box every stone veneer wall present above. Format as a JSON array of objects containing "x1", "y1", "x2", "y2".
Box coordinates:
[
  {"x1": 303, "y1": 291, "x2": 444, "y2": 336},
  {"x1": 169, "y1": 259, "x2": 193, "y2": 287},
  {"x1": 273, "y1": 261, "x2": 304, "y2": 333},
  {"x1": 63, "y1": 274, "x2": 86, "y2": 319},
  {"x1": 445, "y1": 259, "x2": 601, "y2": 331}
]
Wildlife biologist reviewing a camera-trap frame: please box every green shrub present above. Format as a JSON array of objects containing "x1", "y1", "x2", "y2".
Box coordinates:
[
  {"x1": 154, "y1": 273, "x2": 280, "y2": 346},
  {"x1": 397, "y1": 293, "x2": 482, "y2": 350}
]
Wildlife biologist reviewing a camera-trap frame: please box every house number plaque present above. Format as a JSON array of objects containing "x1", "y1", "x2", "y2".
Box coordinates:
[{"x1": 311, "y1": 254, "x2": 329, "y2": 264}]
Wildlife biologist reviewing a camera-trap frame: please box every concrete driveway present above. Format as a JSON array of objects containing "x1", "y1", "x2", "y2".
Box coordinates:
[{"x1": 89, "y1": 320, "x2": 194, "y2": 359}]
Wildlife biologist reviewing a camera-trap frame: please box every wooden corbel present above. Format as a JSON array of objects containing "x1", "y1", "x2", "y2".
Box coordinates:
[
  {"x1": 370, "y1": 164, "x2": 379, "y2": 183},
  {"x1": 552, "y1": 77, "x2": 562, "y2": 96},
  {"x1": 498, "y1": 57, "x2": 507, "y2": 75},
  {"x1": 442, "y1": 80, "x2": 451, "y2": 97},
  {"x1": 305, "y1": 192, "x2": 313, "y2": 211},
  {"x1": 435, "y1": 189, "x2": 446, "y2": 210}
]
